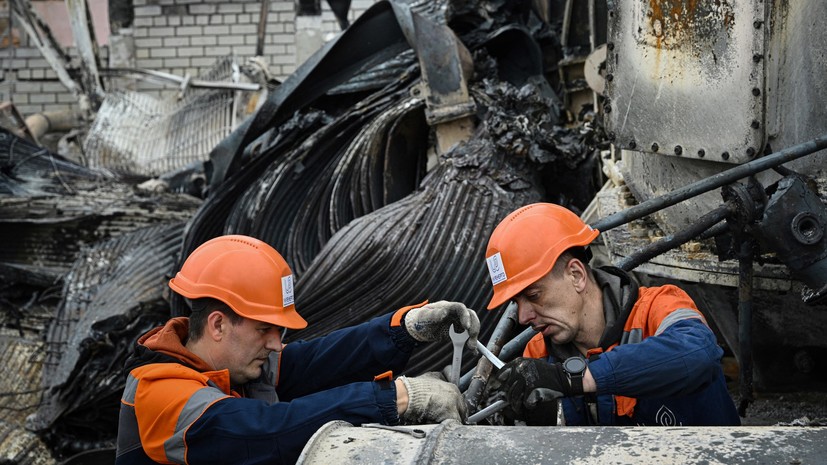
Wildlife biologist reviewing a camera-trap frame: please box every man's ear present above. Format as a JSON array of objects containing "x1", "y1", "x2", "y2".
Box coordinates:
[
  {"x1": 205, "y1": 311, "x2": 225, "y2": 341},
  {"x1": 567, "y1": 258, "x2": 588, "y2": 293}
]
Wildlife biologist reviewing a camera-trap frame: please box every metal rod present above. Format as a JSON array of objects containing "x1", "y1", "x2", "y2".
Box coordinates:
[
  {"x1": 475, "y1": 340, "x2": 505, "y2": 369},
  {"x1": 461, "y1": 302, "x2": 517, "y2": 390},
  {"x1": 616, "y1": 202, "x2": 736, "y2": 271},
  {"x1": 100, "y1": 68, "x2": 261, "y2": 91},
  {"x1": 737, "y1": 237, "x2": 755, "y2": 417},
  {"x1": 466, "y1": 399, "x2": 508, "y2": 424},
  {"x1": 591, "y1": 134, "x2": 827, "y2": 233},
  {"x1": 698, "y1": 220, "x2": 729, "y2": 241},
  {"x1": 256, "y1": 0, "x2": 271, "y2": 56}
]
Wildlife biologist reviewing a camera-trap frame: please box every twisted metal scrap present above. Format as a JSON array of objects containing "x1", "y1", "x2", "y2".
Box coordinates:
[{"x1": 26, "y1": 222, "x2": 185, "y2": 454}]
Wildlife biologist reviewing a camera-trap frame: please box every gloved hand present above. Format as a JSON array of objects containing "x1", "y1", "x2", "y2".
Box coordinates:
[
  {"x1": 486, "y1": 358, "x2": 580, "y2": 424},
  {"x1": 399, "y1": 372, "x2": 467, "y2": 424},
  {"x1": 404, "y1": 301, "x2": 480, "y2": 350}
]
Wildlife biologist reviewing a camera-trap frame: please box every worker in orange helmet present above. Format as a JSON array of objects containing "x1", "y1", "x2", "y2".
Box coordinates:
[
  {"x1": 484, "y1": 203, "x2": 739, "y2": 426},
  {"x1": 115, "y1": 235, "x2": 479, "y2": 465}
]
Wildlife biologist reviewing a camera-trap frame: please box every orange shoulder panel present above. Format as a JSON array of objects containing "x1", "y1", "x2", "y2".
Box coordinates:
[
  {"x1": 131, "y1": 364, "x2": 230, "y2": 463},
  {"x1": 626, "y1": 285, "x2": 704, "y2": 338}
]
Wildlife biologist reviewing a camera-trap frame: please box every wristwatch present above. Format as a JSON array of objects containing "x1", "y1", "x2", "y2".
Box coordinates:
[{"x1": 562, "y1": 356, "x2": 587, "y2": 394}]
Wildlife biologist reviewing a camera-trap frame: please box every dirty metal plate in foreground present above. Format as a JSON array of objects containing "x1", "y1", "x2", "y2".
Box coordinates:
[{"x1": 298, "y1": 421, "x2": 827, "y2": 465}]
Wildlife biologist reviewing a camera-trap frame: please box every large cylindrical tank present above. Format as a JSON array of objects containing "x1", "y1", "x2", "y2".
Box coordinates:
[{"x1": 298, "y1": 420, "x2": 827, "y2": 464}]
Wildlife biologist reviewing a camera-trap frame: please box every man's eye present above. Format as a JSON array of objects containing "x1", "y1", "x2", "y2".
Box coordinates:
[{"x1": 526, "y1": 292, "x2": 540, "y2": 301}]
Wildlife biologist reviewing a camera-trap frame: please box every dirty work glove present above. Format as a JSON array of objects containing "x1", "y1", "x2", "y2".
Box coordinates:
[
  {"x1": 486, "y1": 358, "x2": 578, "y2": 424},
  {"x1": 399, "y1": 372, "x2": 467, "y2": 424},
  {"x1": 404, "y1": 301, "x2": 480, "y2": 350}
]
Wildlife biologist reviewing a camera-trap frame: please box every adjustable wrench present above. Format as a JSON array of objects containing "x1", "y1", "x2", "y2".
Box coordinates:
[{"x1": 448, "y1": 324, "x2": 468, "y2": 385}]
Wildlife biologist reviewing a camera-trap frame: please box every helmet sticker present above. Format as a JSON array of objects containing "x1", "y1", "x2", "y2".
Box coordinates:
[
  {"x1": 486, "y1": 253, "x2": 507, "y2": 285},
  {"x1": 281, "y1": 275, "x2": 295, "y2": 307}
]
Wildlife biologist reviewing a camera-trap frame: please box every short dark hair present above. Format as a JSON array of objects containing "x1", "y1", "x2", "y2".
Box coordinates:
[
  {"x1": 552, "y1": 246, "x2": 593, "y2": 276},
  {"x1": 188, "y1": 298, "x2": 243, "y2": 341}
]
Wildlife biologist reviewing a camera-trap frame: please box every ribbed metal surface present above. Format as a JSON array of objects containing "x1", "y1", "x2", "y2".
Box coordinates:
[
  {"x1": 226, "y1": 79, "x2": 423, "y2": 275},
  {"x1": 0, "y1": 128, "x2": 200, "y2": 287},
  {"x1": 291, "y1": 139, "x2": 540, "y2": 374},
  {"x1": 28, "y1": 222, "x2": 186, "y2": 445},
  {"x1": 0, "y1": 338, "x2": 45, "y2": 426},
  {"x1": 0, "y1": 420, "x2": 55, "y2": 465}
]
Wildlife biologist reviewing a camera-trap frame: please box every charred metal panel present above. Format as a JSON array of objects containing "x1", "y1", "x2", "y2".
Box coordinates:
[
  {"x1": 27, "y1": 222, "x2": 184, "y2": 445},
  {"x1": 605, "y1": 0, "x2": 765, "y2": 164},
  {"x1": 0, "y1": 129, "x2": 200, "y2": 286}
]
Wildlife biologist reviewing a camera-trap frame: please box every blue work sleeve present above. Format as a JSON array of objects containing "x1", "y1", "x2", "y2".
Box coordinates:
[
  {"x1": 589, "y1": 318, "x2": 724, "y2": 398},
  {"x1": 277, "y1": 312, "x2": 414, "y2": 400},
  {"x1": 185, "y1": 380, "x2": 398, "y2": 465}
]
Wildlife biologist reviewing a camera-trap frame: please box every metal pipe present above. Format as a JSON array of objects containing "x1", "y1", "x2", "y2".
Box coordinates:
[
  {"x1": 25, "y1": 110, "x2": 85, "y2": 139},
  {"x1": 499, "y1": 327, "x2": 537, "y2": 362},
  {"x1": 466, "y1": 399, "x2": 508, "y2": 424},
  {"x1": 591, "y1": 134, "x2": 827, "y2": 233},
  {"x1": 616, "y1": 202, "x2": 736, "y2": 271},
  {"x1": 737, "y1": 237, "x2": 755, "y2": 417},
  {"x1": 698, "y1": 220, "x2": 729, "y2": 241},
  {"x1": 462, "y1": 303, "x2": 518, "y2": 405}
]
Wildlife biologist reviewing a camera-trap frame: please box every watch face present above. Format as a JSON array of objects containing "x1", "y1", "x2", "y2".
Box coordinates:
[{"x1": 564, "y1": 357, "x2": 587, "y2": 374}]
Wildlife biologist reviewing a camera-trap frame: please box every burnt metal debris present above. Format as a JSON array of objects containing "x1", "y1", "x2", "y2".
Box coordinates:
[
  {"x1": 6, "y1": 0, "x2": 827, "y2": 463},
  {"x1": 1, "y1": 0, "x2": 605, "y2": 459}
]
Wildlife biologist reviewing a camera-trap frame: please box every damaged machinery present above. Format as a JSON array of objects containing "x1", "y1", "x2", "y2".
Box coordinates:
[{"x1": 1, "y1": 0, "x2": 827, "y2": 463}]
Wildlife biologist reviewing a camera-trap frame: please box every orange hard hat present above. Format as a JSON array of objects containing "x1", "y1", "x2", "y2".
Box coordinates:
[
  {"x1": 169, "y1": 235, "x2": 308, "y2": 329},
  {"x1": 485, "y1": 203, "x2": 599, "y2": 309}
]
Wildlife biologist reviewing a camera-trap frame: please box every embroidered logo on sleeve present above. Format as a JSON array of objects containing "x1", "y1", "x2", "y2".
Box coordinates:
[
  {"x1": 281, "y1": 275, "x2": 294, "y2": 307},
  {"x1": 486, "y1": 253, "x2": 507, "y2": 285}
]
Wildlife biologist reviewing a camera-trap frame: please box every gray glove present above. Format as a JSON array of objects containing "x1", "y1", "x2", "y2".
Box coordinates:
[
  {"x1": 404, "y1": 301, "x2": 480, "y2": 350},
  {"x1": 399, "y1": 373, "x2": 467, "y2": 423}
]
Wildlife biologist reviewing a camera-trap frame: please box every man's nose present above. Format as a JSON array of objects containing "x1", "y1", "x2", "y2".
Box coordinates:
[
  {"x1": 266, "y1": 330, "x2": 283, "y2": 352},
  {"x1": 516, "y1": 300, "x2": 534, "y2": 325}
]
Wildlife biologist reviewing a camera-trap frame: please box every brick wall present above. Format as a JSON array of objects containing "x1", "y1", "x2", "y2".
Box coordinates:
[{"x1": 0, "y1": 0, "x2": 375, "y2": 117}]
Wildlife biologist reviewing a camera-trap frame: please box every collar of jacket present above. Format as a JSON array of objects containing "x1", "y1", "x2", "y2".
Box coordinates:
[
  {"x1": 593, "y1": 266, "x2": 639, "y2": 351},
  {"x1": 547, "y1": 266, "x2": 639, "y2": 361},
  {"x1": 125, "y1": 317, "x2": 214, "y2": 373}
]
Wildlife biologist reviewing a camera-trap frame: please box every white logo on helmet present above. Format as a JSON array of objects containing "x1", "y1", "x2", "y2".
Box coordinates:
[
  {"x1": 486, "y1": 253, "x2": 507, "y2": 285},
  {"x1": 281, "y1": 275, "x2": 295, "y2": 307}
]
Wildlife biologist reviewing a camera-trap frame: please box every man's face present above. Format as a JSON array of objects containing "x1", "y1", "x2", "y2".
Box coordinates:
[
  {"x1": 218, "y1": 316, "x2": 283, "y2": 385},
  {"x1": 514, "y1": 263, "x2": 584, "y2": 345}
]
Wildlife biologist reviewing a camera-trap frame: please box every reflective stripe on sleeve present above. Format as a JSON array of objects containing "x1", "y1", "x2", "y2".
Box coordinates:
[{"x1": 655, "y1": 308, "x2": 706, "y2": 336}]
